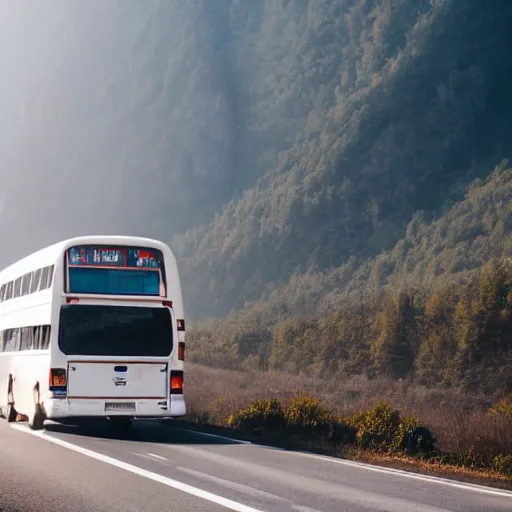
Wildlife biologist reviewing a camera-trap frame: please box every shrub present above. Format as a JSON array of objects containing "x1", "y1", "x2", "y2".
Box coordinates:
[
  {"x1": 349, "y1": 402, "x2": 402, "y2": 451},
  {"x1": 225, "y1": 395, "x2": 437, "y2": 456},
  {"x1": 331, "y1": 418, "x2": 358, "y2": 445},
  {"x1": 397, "y1": 416, "x2": 437, "y2": 455},
  {"x1": 284, "y1": 395, "x2": 337, "y2": 440},
  {"x1": 227, "y1": 398, "x2": 285, "y2": 433},
  {"x1": 434, "y1": 448, "x2": 486, "y2": 470},
  {"x1": 401, "y1": 425, "x2": 437, "y2": 455},
  {"x1": 493, "y1": 454, "x2": 512, "y2": 477},
  {"x1": 347, "y1": 403, "x2": 437, "y2": 454}
]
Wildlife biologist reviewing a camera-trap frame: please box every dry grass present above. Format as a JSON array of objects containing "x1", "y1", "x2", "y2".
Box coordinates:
[{"x1": 184, "y1": 363, "x2": 512, "y2": 464}]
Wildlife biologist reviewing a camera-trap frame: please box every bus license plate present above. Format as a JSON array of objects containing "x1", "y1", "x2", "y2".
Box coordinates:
[{"x1": 105, "y1": 402, "x2": 136, "y2": 412}]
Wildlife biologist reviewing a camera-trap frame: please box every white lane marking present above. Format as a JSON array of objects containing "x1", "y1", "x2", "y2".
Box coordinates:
[
  {"x1": 289, "y1": 450, "x2": 512, "y2": 499},
  {"x1": 132, "y1": 452, "x2": 168, "y2": 463},
  {"x1": 11, "y1": 425, "x2": 264, "y2": 512},
  {"x1": 147, "y1": 452, "x2": 167, "y2": 461},
  {"x1": 163, "y1": 446, "x2": 453, "y2": 512},
  {"x1": 174, "y1": 427, "x2": 252, "y2": 445},
  {"x1": 177, "y1": 428, "x2": 512, "y2": 499},
  {"x1": 132, "y1": 452, "x2": 155, "y2": 461},
  {"x1": 176, "y1": 466, "x2": 289, "y2": 503},
  {"x1": 176, "y1": 470, "x2": 323, "y2": 512}
]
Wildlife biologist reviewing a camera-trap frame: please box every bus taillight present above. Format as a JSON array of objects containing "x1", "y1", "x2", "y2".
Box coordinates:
[
  {"x1": 162, "y1": 300, "x2": 173, "y2": 308},
  {"x1": 170, "y1": 371, "x2": 183, "y2": 394},
  {"x1": 49, "y1": 368, "x2": 67, "y2": 387},
  {"x1": 178, "y1": 342, "x2": 185, "y2": 361}
]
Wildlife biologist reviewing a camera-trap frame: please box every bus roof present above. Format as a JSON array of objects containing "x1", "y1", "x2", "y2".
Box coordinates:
[{"x1": 0, "y1": 235, "x2": 177, "y2": 281}]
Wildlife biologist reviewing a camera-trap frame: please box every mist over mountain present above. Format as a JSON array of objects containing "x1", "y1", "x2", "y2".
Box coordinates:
[
  {"x1": 0, "y1": 0, "x2": 272, "y2": 265},
  {"x1": 1, "y1": 0, "x2": 511, "y2": 342},
  {"x1": 176, "y1": 0, "x2": 512, "y2": 319}
]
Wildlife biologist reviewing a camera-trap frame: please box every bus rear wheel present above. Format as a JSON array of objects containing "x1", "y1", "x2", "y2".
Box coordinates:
[
  {"x1": 6, "y1": 402, "x2": 17, "y2": 423},
  {"x1": 28, "y1": 386, "x2": 45, "y2": 431},
  {"x1": 6, "y1": 378, "x2": 17, "y2": 422}
]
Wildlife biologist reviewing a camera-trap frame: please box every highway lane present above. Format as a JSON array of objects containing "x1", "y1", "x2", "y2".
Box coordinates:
[
  {"x1": 0, "y1": 419, "x2": 226, "y2": 512},
  {"x1": 1, "y1": 419, "x2": 511, "y2": 512}
]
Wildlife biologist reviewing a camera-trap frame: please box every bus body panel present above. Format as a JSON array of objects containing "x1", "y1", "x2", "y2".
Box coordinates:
[
  {"x1": 0, "y1": 236, "x2": 186, "y2": 424},
  {"x1": 7, "y1": 352, "x2": 51, "y2": 416},
  {"x1": 0, "y1": 290, "x2": 54, "y2": 416},
  {"x1": 67, "y1": 361, "x2": 168, "y2": 399},
  {"x1": 43, "y1": 394, "x2": 186, "y2": 419}
]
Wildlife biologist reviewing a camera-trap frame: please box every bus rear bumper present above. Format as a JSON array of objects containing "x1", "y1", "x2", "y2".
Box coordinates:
[{"x1": 43, "y1": 395, "x2": 186, "y2": 420}]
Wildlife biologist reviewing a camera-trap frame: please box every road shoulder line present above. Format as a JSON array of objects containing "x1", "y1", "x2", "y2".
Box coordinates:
[
  {"x1": 175, "y1": 426, "x2": 512, "y2": 499},
  {"x1": 10, "y1": 424, "x2": 264, "y2": 512}
]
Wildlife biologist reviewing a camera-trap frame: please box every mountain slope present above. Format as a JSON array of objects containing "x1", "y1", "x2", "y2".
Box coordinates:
[
  {"x1": 189, "y1": 164, "x2": 512, "y2": 391},
  {"x1": 176, "y1": 0, "x2": 512, "y2": 319},
  {"x1": 2, "y1": 0, "x2": 512, "y2": 334}
]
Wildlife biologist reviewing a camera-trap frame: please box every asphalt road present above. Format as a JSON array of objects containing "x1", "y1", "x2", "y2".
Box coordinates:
[{"x1": 0, "y1": 419, "x2": 511, "y2": 512}]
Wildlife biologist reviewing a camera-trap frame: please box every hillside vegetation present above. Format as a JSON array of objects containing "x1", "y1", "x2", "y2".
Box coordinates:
[
  {"x1": 2, "y1": 1, "x2": 511, "y2": 395},
  {"x1": 189, "y1": 165, "x2": 512, "y2": 393},
  {"x1": 175, "y1": 0, "x2": 512, "y2": 319}
]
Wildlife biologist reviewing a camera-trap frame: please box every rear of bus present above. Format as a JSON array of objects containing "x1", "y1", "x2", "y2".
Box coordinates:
[{"x1": 44, "y1": 238, "x2": 186, "y2": 423}]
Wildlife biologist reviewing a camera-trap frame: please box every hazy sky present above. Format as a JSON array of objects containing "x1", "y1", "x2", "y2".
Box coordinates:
[
  {"x1": 0, "y1": 0, "x2": 238, "y2": 268},
  {"x1": 0, "y1": 2, "x2": 139, "y2": 265}
]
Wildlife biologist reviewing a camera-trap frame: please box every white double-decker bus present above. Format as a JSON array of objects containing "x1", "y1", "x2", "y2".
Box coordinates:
[{"x1": 0, "y1": 236, "x2": 186, "y2": 431}]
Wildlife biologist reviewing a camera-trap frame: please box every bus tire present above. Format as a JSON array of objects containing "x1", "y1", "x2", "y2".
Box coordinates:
[
  {"x1": 6, "y1": 403, "x2": 17, "y2": 423},
  {"x1": 6, "y1": 377, "x2": 17, "y2": 423},
  {"x1": 28, "y1": 385, "x2": 45, "y2": 431}
]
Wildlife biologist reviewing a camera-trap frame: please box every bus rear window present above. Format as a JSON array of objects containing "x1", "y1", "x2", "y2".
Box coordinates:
[
  {"x1": 58, "y1": 305, "x2": 172, "y2": 357},
  {"x1": 65, "y1": 244, "x2": 166, "y2": 296},
  {"x1": 68, "y1": 267, "x2": 161, "y2": 296}
]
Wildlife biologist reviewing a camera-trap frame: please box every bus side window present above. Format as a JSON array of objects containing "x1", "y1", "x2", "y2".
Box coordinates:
[
  {"x1": 33, "y1": 326, "x2": 40, "y2": 350},
  {"x1": 21, "y1": 274, "x2": 31, "y2": 296},
  {"x1": 31, "y1": 269, "x2": 41, "y2": 293},
  {"x1": 41, "y1": 325, "x2": 51, "y2": 350},
  {"x1": 7, "y1": 281, "x2": 13, "y2": 300},
  {"x1": 13, "y1": 329, "x2": 20, "y2": 351},
  {"x1": 0, "y1": 284, "x2": 5, "y2": 302},
  {"x1": 29, "y1": 327, "x2": 35, "y2": 350},
  {"x1": 14, "y1": 329, "x2": 21, "y2": 351},
  {"x1": 0, "y1": 330, "x2": 4, "y2": 352},
  {"x1": 47, "y1": 266, "x2": 54, "y2": 287},
  {"x1": 41, "y1": 267, "x2": 49, "y2": 291},
  {"x1": 14, "y1": 278, "x2": 21, "y2": 298},
  {"x1": 20, "y1": 327, "x2": 32, "y2": 351},
  {"x1": 4, "y1": 329, "x2": 19, "y2": 352},
  {"x1": 19, "y1": 328, "x2": 26, "y2": 350}
]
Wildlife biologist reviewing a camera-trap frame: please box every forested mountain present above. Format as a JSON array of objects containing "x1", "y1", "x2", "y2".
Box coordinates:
[
  {"x1": 175, "y1": 0, "x2": 512, "y2": 319},
  {"x1": 1, "y1": 1, "x2": 511, "y2": 389},
  {"x1": 189, "y1": 165, "x2": 512, "y2": 392}
]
